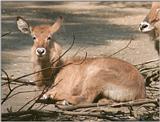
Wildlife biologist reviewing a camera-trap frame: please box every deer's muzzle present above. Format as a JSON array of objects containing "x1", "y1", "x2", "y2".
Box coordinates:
[
  {"x1": 139, "y1": 21, "x2": 154, "y2": 32},
  {"x1": 36, "y1": 47, "x2": 46, "y2": 57}
]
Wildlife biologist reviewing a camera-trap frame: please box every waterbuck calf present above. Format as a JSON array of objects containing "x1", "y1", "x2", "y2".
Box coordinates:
[
  {"x1": 139, "y1": 2, "x2": 160, "y2": 54},
  {"x1": 17, "y1": 16, "x2": 146, "y2": 105}
]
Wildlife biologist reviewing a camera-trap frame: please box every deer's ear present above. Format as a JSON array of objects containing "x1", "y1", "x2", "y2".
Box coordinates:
[
  {"x1": 51, "y1": 16, "x2": 63, "y2": 34},
  {"x1": 17, "y1": 16, "x2": 31, "y2": 34}
]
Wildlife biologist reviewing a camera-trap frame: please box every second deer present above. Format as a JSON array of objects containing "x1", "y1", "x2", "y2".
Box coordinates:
[
  {"x1": 139, "y1": 2, "x2": 160, "y2": 54},
  {"x1": 17, "y1": 16, "x2": 146, "y2": 105}
]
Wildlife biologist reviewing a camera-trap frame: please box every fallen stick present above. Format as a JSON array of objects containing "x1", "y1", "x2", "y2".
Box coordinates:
[
  {"x1": 2, "y1": 109, "x2": 119, "y2": 121},
  {"x1": 2, "y1": 99, "x2": 158, "y2": 121},
  {"x1": 1, "y1": 76, "x2": 36, "y2": 86},
  {"x1": 57, "y1": 99, "x2": 159, "y2": 111},
  {"x1": 2, "y1": 31, "x2": 12, "y2": 37}
]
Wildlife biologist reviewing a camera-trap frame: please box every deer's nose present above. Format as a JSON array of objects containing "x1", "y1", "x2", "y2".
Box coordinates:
[
  {"x1": 36, "y1": 48, "x2": 46, "y2": 56},
  {"x1": 139, "y1": 21, "x2": 150, "y2": 31}
]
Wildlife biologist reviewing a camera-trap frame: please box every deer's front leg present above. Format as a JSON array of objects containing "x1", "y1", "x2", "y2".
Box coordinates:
[
  {"x1": 42, "y1": 89, "x2": 83, "y2": 105},
  {"x1": 42, "y1": 89, "x2": 58, "y2": 100},
  {"x1": 42, "y1": 88, "x2": 72, "y2": 105}
]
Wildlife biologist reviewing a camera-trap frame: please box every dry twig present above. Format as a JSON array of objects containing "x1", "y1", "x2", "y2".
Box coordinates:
[{"x1": 56, "y1": 99, "x2": 159, "y2": 111}]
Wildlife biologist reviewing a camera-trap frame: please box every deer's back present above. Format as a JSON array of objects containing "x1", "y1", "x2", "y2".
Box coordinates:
[
  {"x1": 53, "y1": 57, "x2": 144, "y2": 101},
  {"x1": 56, "y1": 57, "x2": 142, "y2": 82}
]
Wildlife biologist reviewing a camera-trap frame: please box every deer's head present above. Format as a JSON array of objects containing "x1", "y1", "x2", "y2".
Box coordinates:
[
  {"x1": 139, "y1": 2, "x2": 160, "y2": 32},
  {"x1": 17, "y1": 16, "x2": 63, "y2": 62}
]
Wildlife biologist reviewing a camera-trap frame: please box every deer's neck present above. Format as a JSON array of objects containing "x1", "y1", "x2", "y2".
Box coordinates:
[
  {"x1": 149, "y1": 28, "x2": 159, "y2": 41},
  {"x1": 33, "y1": 57, "x2": 63, "y2": 87}
]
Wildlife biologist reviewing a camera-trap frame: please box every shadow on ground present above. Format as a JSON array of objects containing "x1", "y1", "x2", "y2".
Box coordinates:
[{"x1": 2, "y1": 1, "x2": 144, "y2": 51}]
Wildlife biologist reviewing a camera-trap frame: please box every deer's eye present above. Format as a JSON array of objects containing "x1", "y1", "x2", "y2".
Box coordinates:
[
  {"x1": 47, "y1": 36, "x2": 51, "y2": 40},
  {"x1": 33, "y1": 36, "x2": 36, "y2": 40}
]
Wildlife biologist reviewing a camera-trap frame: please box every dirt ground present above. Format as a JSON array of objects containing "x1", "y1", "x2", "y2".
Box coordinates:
[{"x1": 1, "y1": 1, "x2": 159, "y2": 120}]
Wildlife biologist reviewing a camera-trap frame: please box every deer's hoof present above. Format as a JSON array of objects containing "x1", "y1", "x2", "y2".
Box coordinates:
[
  {"x1": 42, "y1": 92, "x2": 56, "y2": 100},
  {"x1": 42, "y1": 94, "x2": 50, "y2": 100},
  {"x1": 56, "y1": 100, "x2": 71, "y2": 107},
  {"x1": 61, "y1": 100, "x2": 70, "y2": 105}
]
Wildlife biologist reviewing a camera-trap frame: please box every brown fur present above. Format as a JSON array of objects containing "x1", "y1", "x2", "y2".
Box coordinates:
[
  {"x1": 46, "y1": 57, "x2": 146, "y2": 104},
  {"x1": 17, "y1": 16, "x2": 146, "y2": 104},
  {"x1": 141, "y1": 2, "x2": 160, "y2": 53},
  {"x1": 147, "y1": 2, "x2": 160, "y2": 41},
  {"x1": 145, "y1": 2, "x2": 160, "y2": 24}
]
